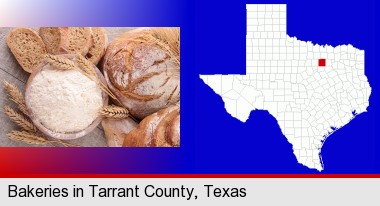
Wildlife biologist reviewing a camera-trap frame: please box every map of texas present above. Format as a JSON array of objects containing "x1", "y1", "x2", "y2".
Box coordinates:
[{"x1": 199, "y1": 4, "x2": 371, "y2": 171}]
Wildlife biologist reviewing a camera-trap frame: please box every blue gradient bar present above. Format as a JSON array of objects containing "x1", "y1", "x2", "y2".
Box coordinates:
[{"x1": 0, "y1": 0, "x2": 186, "y2": 26}]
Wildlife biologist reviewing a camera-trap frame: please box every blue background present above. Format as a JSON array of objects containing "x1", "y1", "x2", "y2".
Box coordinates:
[
  {"x1": 0, "y1": 0, "x2": 378, "y2": 174},
  {"x1": 195, "y1": 0, "x2": 378, "y2": 173}
]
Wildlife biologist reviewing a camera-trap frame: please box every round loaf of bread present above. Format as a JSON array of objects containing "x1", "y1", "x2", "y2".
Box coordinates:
[{"x1": 103, "y1": 28, "x2": 180, "y2": 120}]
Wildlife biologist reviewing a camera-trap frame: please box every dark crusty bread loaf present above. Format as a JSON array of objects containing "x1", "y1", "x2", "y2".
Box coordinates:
[
  {"x1": 123, "y1": 104, "x2": 180, "y2": 147},
  {"x1": 6, "y1": 28, "x2": 47, "y2": 73},
  {"x1": 39, "y1": 27, "x2": 93, "y2": 56},
  {"x1": 103, "y1": 28, "x2": 180, "y2": 120},
  {"x1": 102, "y1": 117, "x2": 138, "y2": 147},
  {"x1": 86, "y1": 27, "x2": 108, "y2": 65}
]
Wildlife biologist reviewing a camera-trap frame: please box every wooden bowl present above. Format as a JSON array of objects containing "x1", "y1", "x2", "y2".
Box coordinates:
[{"x1": 25, "y1": 54, "x2": 109, "y2": 140}]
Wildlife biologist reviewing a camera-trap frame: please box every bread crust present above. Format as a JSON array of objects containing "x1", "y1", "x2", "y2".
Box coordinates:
[
  {"x1": 39, "y1": 27, "x2": 93, "y2": 57},
  {"x1": 123, "y1": 105, "x2": 180, "y2": 147},
  {"x1": 102, "y1": 117, "x2": 138, "y2": 147},
  {"x1": 59, "y1": 27, "x2": 93, "y2": 56},
  {"x1": 86, "y1": 27, "x2": 108, "y2": 65},
  {"x1": 103, "y1": 28, "x2": 180, "y2": 119}
]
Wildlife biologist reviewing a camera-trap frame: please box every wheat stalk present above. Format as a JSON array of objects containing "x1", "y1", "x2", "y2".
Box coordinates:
[
  {"x1": 45, "y1": 54, "x2": 76, "y2": 70},
  {"x1": 99, "y1": 84, "x2": 124, "y2": 106},
  {"x1": 76, "y1": 55, "x2": 126, "y2": 107},
  {"x1": 143, "y1": 28, "x2": 180, "y2": 66},
  {"x1": 54, "y1": 139, "x2": 80, "y2": 147},
  {"x1": 99, "y1": 105, "x2": 129, "y2": 119},
  {"x1": 46, "y1": 55, "x2": 128, "y2": 114},
  {"x1": 47, "y1": 54, "x2": 129, "y2": 113},
  {"x1": 4, "y1": 106, "x2": 37, "y2": 133},
  {"x1": 76, "y1": 55, "x2": 96, "y2": 77},
  {"x1": 7, "y1": 130, "x2": 51, "y2": 145},
  {"x1": 100, "y1": 85, "x2": 124, "y2": 106},
  {"x1": 3, "y1": 66, "x2": 81, "y2": 147},
  {"x1": 7, "y1": 130, "x2": 80, "y2": 147},
  {"x1": 3, "y1": 81, "x2": 28, "y2": 115}
]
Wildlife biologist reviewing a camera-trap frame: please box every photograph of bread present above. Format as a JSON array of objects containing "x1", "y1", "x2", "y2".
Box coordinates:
[{"x1": 0, "y1": 27, "x2": 180, "y2": 147}]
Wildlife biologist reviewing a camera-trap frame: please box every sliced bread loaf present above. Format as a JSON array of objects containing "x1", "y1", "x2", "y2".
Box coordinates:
[
  {"x1": 6, "y1": 27, "x2": 47, "y2": 73},
  {"x1": 123, "y1": 105, "x2": 180, "y2": 147},
  {"x1": 39, "y1": 27, "x2": 93, "y2": 56},
  {"x1": 86, "y1": 27, "x2": 108, "y2": 65}
]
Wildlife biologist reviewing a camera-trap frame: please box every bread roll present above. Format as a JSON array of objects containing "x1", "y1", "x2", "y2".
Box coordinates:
[
  {"x1": 123, "y1": 104, "x2": 180, "y2": 147},
  {"x1": 103, "y1": 28, "x2": 180, "y2": 119},
  {"x1": 102, "y1": 117, "x2": 138, "y2": 147},
  {"x1": 6, "y1": 28, "x2": 47, "y2": 73}
]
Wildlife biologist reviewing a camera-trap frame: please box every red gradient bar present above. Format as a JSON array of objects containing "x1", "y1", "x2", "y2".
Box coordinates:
[
  {"x1": 0, "y1": 147, "x2": 186, "y2": 175},
  {"x1": 0, "y1": 148, "x2": 378, "y2": 177},
  {"x1": 1, "y1": 174, "x2": 380, "y2": 178}
]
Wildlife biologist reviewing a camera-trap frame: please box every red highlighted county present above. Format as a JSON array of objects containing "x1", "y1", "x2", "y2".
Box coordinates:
[
  {"x1": 319, "y1": 59, "x2": 326, "y2": 67},
  {"x1": 199, "y1": 4, "x2": 371, "y2": 171}
]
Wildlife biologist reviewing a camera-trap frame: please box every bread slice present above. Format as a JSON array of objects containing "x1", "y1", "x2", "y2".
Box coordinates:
[
  {"x1": 61, "y1": 27, "x2": 93, "y2": 56},
  {"x1": 6, "y1": 28, "x2": 47, "y2": 73},
  {"x1": 39, "y1": 27, "x2": 93, "y2": 56},
  {"x1": 86, "y1": 27, "x2": 108, "y2": 65},
  {"x1": 39, "y1": 27, "x2": 63, "y2": 54}
]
